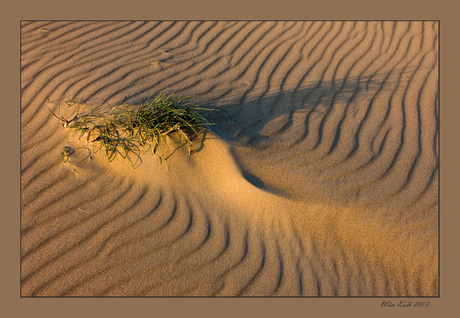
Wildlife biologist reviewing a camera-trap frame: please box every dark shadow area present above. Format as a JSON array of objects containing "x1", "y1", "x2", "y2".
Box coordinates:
[
  {"x1": 195, "y1": 69, "x2": 414, "y2": 150},
  {"x1": 239, "y1": 164, "x2": 287, "y2": 196}
]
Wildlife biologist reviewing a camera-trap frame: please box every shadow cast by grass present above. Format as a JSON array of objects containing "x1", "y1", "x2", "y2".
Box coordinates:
[{"x1": 204, "y1": 70, "x2": 413, "y2": 153}]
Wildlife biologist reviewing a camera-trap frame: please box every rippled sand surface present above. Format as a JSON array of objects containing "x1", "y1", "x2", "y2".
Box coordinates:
[{"x1": 21, "y1": 21, "x2": 438, "y2": 296}]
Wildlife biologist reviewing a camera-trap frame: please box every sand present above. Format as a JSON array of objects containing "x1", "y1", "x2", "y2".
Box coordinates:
[{"x1": 20, "y1": 21, "x2": 438, "y2": 296}]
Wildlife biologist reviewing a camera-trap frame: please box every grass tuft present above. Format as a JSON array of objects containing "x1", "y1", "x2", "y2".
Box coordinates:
[{"x1": 49, "y1": 93, "x2": 229, "y2": 165}]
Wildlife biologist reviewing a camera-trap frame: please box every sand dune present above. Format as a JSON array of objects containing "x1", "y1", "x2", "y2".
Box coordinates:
[{"x1": 21, "y1": 21, "x2": 438, "y2": 296}]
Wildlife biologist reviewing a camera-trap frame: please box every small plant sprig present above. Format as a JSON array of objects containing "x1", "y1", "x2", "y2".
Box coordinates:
[
  {"x1": 61, "y1": 146, "x2": 72, "y2": 163},
  {"x1": 49, "y1": 93, "x2": 229, "y2": 165}
]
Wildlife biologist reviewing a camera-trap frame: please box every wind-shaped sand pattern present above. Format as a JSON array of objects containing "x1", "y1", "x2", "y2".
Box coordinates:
[{"x1": 21, "y1": 21, "x2": 438, "y2": 296}]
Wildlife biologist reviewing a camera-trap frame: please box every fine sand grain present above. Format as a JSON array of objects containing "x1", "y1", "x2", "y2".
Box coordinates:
[{"x1": 21, "y1": 21, "x2": 438, "y2": 296}]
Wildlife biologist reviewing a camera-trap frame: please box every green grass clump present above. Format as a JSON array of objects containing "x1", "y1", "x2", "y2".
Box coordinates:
[{"x1": 49, "y1": 93, "x2": 229, "y2": 165}]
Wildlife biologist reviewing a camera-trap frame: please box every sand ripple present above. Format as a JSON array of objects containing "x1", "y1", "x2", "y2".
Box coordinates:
[{"x1": 21, "y1": 21, "x2": 438, "y2": 296}]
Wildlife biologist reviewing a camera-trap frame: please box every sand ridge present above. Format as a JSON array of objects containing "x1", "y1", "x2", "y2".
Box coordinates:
[{"x1": 21, "y1": 21, "x2": 438, "y2": 296}]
